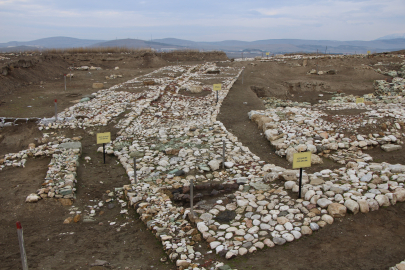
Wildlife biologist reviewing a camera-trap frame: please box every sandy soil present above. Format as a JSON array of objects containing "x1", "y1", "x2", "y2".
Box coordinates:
[{"x1": 1, "y1": 52, "x2": 405, "y2": 270}]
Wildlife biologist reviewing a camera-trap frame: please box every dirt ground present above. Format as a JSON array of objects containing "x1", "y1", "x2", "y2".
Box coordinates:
[{"x1": 1, "y1": 52, "x2": 405, "y2": 270}]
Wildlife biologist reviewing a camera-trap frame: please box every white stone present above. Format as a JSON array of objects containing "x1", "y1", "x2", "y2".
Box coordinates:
[
  {"x1": 263, "y1": 238, "x2": 275, "y2": 247},
  {"x1": 282, "y1": 233, "x2": 295, "y2": 242},
  {"x1": 344, "y1": 199, "x2": 359, "y2": 214},
  {"x1": 284, "y1": 222, "x2": 293, "y2": 231},
  {"x1": 260, "y1": 223, "x2": 271, "y2": 230},
  {"x1": 208, "y1": 159, "x2": 221, "y2": 171},
  {"x1": 254, "y1": 241, "x2": 264, "y2": 249},
  {"x1": 305, "y1": 190, "x2": 316, "y2": 201},
  {"x1": 225, "y1": 232, "x2": 233, "y2": 239},
  {"x1": 248, "y1": 226, "x2": 259, "y2": 234},
  {"x1": 317, "y1": 198, "x2": 332, "y2": 208},
  {"x1": 375, "y1": 194, "x2": 390, "y2": 207},
  {"x1": 210, "y1": 241, "x2": 221, "y2": 249},
  {"x1": 224, "y1": 162, "x2": 234, "y2": 168},
  {"x1": 237, "y1": 199, "x2": 249, "y2": 207},
  {"x1": 291, "y1": 230, "x2": 302, "y2": 239},
  {"x1": 216, "y1": 245, "x2": 225, "y2": 254},
  {"x1": 225, "y1": 250, "x2": 236, "y2": 259},
  {"x1": 321, "y1": 214, "x2": 334, "y2": 224},
  {"x1": 26, "y1": 193, "x2": 41, "y2": 203},
  {"x1": 197, "y1": 222, "x2": 209, "y2": 233},
  {"x1": 239, "y1": 247, "x2": 248, "y2": 255},
  {"x1": 285, "y1": 181, "x2": 296, "y2": 189}
]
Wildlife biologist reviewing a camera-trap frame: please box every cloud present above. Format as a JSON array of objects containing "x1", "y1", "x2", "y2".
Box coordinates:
[{"x1": 0, "y1": 0, "x2": 404, "y2": 42}]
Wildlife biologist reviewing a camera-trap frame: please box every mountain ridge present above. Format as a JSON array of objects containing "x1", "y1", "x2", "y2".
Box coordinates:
[{"x1": 1, "y1": 36, "x2": 404, "y2": 55}]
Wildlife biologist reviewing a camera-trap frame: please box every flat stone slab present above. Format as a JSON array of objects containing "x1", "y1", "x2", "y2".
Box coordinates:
[
  {"x1": 250, "y1": 182, "x2": 271, "y2": 191},
  {"x1": 381, "y1": 144, "x2": 402, "y2": 152},
  {"x1": 58, "y1": 142, "x2": 82, "y2": 150}
]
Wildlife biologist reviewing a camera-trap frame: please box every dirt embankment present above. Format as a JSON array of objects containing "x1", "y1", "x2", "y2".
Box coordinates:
[{"x1": 161, "y1": 51, "x2": 228, "y2": 62}]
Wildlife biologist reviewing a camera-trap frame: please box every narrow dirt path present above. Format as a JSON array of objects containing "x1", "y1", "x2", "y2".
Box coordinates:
[{"x1": 217, "y1": 68, "x2": 287, "y2": 166}]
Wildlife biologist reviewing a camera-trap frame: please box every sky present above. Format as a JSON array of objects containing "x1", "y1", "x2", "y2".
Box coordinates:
[{"x1": 0, "y1": 0, "x2": 404, "y2": 43}]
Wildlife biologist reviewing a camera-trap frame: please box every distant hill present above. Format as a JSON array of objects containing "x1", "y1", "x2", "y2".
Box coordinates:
[
  {"x1": 154, "y1": 38, "x2": 405, "y2": 55},
  {"x1": 92, "y1": 38, "x2": 185, "y2": 50},
  {"x1": 1, "y1": 36, "x2": 404, "y2": 55},
  {"x1": 0, "y1": 36, "x2": 106, "y2": 49}
]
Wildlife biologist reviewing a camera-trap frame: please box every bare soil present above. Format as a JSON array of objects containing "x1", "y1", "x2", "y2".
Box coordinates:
[{"x1": 1, "y1": 52, "x2": 405, "y2": 270}]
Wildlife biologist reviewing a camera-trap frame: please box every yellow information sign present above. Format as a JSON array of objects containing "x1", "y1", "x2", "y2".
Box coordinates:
[
  {"x1": 266, "y1": 52, "x2": 270, "y2": 55},
  {"x1": 356, "y1": 97, "x2": 365, "y2": 104},
  {"x1": 213, "y1": 84, "x2": 222, "y2": 91},
  {"x1": 367, "y1": 50, "x2": 371, "y2": 54},
  {"x1": 293, "y1": 152, "x2": 312, "y2": 169},
  {"x1": 97, "y1": 132, "x2": 111, "y2": 144}
]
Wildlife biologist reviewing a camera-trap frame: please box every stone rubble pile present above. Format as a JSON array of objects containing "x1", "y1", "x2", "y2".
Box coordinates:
[
  {"x1": 374, "y1": 60, "x2": 405, "y2": 78},
  {"x1": 73, "y1": 66, "x2": 102, "y2": 71},
  {"x1": 0, "y1": 117, "x2": 41, "y2": 127},
  {"x1": 236, "y1": 53, "x2": 404, "y2": 63},
  {"x1": 374, "y1": 77, "x2": 405, "y2": 96},
  {"x1": 261, "y1": 97, "x2": 311, "y2": 109},
  {"x1": 0, "y1": 134, "x2": 81, "y2": 202},
  {"x1": 248, "y1": 106, "x2": 387, "y2": 165},
  {"x1": 36, "y1": 141, "x2": 81, "y2": 200}
]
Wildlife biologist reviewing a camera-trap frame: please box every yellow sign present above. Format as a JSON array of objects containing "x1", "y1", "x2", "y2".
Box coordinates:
[
  {"x1": 213, "y1": 84, "x2": 222, "y2": 91},
  {"x1": 97, "y1": 132, "x2": 111, "y2": 144},
  {"x1": 356, "y1": 98, "x2": 365, "y2": 104},
  {"x1": 266, "y1": 52, "x2": 270, "y2": 55},
  {"x1": 293, "y1": 152, "x2": 312, "y2": 169},
  {"x1": 367, "y1": 51, "x2": 371, "y2": 54}
]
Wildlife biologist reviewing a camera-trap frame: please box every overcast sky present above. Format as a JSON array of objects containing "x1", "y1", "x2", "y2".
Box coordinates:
[{"x1": 0, "y1": 0, "x2": 404, "y2": 43}]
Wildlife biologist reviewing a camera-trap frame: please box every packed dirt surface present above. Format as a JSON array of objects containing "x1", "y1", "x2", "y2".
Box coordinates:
[{"x1": 1, "y1": 51, "x2": 405, "y2": 270}]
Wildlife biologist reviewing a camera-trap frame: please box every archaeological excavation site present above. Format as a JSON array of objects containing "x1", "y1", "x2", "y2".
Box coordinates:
[{"x1": 1, "y1": 49, "x2": 405, "y2": 270}]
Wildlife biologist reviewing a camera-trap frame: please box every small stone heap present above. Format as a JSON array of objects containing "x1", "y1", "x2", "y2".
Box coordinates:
[
  {"x1": 1, "y1": 135, "x2": 82, "y2": 203},
  {"x1": 35, "y1": 141, "x2": 81, "y2": 200}
]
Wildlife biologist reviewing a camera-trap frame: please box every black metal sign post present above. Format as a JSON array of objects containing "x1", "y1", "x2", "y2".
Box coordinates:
[
  {"x1": 103, "y1": 143, "x2": 106, "y2": 164},
  {"x1": 97, "y1": 132, "x2": 111, "y2": 165},
  {"x1": 298, "y1": 168, "x2": 303, "y2": 198},
  {"x1": 293, "y1": 152, "x2": 312, "y2": 199},
  {"x1": 133, "y1": 157, "x2": 137, "y2": 184},
  {"x1": 222, "y1": 138, "x2": 225, "y2": 169}
]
